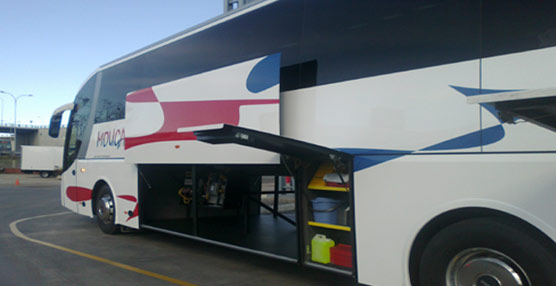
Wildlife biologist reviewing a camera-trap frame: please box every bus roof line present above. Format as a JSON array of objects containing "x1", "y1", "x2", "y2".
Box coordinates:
[{"x1": 98, "y1": 0, "x2": 274, "y2": 72}]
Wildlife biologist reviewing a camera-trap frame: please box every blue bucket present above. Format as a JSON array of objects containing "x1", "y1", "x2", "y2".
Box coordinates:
[{"x1": 311, "y1": 197, "x2": 342, "y2": 224}]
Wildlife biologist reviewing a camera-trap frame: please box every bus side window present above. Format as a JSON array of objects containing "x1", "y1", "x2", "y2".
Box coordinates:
[
  {"x1": 280, "y1": 60, "x2": 317, "y2": 92},
  {"x1": 63, "y1": 76, "x2": 95, "y2": 169}
]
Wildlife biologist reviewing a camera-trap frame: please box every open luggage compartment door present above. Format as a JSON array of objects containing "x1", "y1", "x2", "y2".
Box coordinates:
[
  {"x1": 194, "y1": 124, "x2": 351, "y2": 162},
  {"x1": 196, "y1": 124, "x2": 357, "y2": 275},
  {"x1": 468, "y1": 87, "x2": 556, "y2": 132},
  {"x1": 124, "y1": 54, "x2": 281, "y2": 164}
]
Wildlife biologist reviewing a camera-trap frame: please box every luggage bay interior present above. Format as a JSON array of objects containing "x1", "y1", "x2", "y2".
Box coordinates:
[{"x1": 138, "y1": 158, "x2": 355, "y2": 274}]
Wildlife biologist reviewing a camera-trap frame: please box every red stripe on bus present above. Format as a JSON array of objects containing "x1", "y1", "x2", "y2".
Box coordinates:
[
  {"x1": 117, "y1": 195, "x2": 137, "y2": 202},
  {"x1": 126, "y1": 87, "x2": 158, "y2": 103},
  {"x1": 125, "y1": 99, "x2": 279, "y2": 149},
  {"x1": 125, "y1": 130, "x2": 197, "y2": 149},
  {"x1": 66, "y1": 186, "x2": 93, "y2": 202}
]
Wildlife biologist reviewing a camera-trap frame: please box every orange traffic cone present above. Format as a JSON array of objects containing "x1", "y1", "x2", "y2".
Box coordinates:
[{"x1": 15, "y1": 179, "x2": 20, "y2": 186}]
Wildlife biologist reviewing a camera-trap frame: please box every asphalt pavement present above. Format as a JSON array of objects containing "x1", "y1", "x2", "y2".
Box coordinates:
[{"x1": 0, "y1": 174, "x2": 353, "y2": 286}]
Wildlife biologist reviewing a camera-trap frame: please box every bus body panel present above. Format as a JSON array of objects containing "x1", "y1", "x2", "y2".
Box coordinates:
[
  {"x1": 86, "y1": 160, "x2": 139, "y2": 228},
  {"x1": 86, "y1": 120, "x2": 126, "y2": 159},
  {"x1": 351, "y1": 47, "x2": 556, "y2": 286},
  {"x1": 124, "y1": 54, "x2": 280, "y2": 164},
  {"x1": 76, "y1": 159, "x2": 92, "y2": 216},
  {"x1": 68, "y1": 159, "x2": 139, "y2": 228},
  {"x1": 61, "y1": 161, "x2": 77, "y2": 213},
  {"x1": 281, "y1": 60, "x2": 482, "y2": 153},
  {"x1": 354, "y1": 153, "x2": 556, "y2": 285}
]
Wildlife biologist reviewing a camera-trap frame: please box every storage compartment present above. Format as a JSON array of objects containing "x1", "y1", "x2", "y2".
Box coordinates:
[
  {"x1": 138, "y1": 164, "x2": 298, "y2": 260},
  {"x1": 176, "y1": 124, "x2": 355, "y2": 274},
  {"x1": 301, "y1": 162, "x2": 355, "y2": 273}
]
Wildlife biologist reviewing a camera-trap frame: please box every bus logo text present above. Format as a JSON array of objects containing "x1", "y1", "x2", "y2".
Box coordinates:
[{"x1": 97, "y1": 128, "x2": 125, "y2": 149}]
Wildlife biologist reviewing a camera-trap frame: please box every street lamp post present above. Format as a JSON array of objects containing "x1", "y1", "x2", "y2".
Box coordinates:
[
  {"x1": 0, "y1": 91, "x2": 32, "y2": 152},
  {"x1": 0, "y1": 97, "x2": 3, "y2": 125}
]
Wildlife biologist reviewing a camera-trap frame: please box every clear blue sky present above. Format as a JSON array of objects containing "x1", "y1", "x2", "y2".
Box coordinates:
[{"x1": 0, "y1": 0, "x2": 223, "y2": 126}]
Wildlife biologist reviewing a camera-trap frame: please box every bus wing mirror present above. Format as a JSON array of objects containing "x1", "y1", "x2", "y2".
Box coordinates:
[
  {"x1": 49, "y1": 103, "x2": 75, "y2": 138},
  {"x1": 49, "y1": 114, "x2": 62, "y2": 138}
]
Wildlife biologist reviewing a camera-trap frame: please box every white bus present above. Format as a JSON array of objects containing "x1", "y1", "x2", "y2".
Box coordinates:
[{"x1": 49, "y1": 1, "x2": 556, "y2": 285}]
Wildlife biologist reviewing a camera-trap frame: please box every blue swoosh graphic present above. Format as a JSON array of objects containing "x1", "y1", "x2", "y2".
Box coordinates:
[
  {"x1": 246, "y1": 53, "x2": 281, "y2": 93},
  {"x1": 340, "y1": 86, "x2": 515, "y2": 171}
]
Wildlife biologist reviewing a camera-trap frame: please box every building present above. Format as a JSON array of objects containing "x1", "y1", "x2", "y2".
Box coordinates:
[{"x1": 224, "y1": 0, "x2": 259, "y2": 13}]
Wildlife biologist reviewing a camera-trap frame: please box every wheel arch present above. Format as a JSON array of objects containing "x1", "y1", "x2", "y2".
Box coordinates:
[{"x1": 408, "y1": 207, "x2": 556, "y2": 286}]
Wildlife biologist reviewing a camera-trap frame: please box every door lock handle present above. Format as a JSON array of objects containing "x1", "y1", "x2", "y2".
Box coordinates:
[{"x1": 72, "y1": 170, "x2": 76, "y2": 176}]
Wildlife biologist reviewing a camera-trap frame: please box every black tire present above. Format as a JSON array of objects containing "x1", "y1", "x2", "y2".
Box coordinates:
[
  {"x1": 94, "y1": 185, "x2": 120, "y2": 234},
  {"x1": 40, "y1": 171, "x2": 50, "y2": 178},
  {"x1": 419, "y1": 217, "x2": 556, "y2": 286}
]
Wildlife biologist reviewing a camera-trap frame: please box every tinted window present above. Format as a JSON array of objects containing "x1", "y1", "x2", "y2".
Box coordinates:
[
  {"x1": 280, "y1": 60, "x2": 317, "y2": 92},
  {"x1": 482, "y1": 0, "x2": 556, "y2": 57},
  {"x1": 95, "y1": 64, "x2": 142, "y2": 123},
  {"x1": 301, "y1": 0, "x2": 481, "y2": 85},
  {"x1": 73, "y1": 75, "x2": 96, "y2": 143},
  {"x1": 96, "y1": 0, "x2": 303, "y2": 123},
  {"x1": 65, "y1": 75, "x2": 96, "y2": 168},
  {"x1": 139, "y1": 0, "x2": 303, "y2": 85}
]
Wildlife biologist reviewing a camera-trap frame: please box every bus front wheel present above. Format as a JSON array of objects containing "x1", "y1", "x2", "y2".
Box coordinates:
[
  {"x1": 95, "y1": 185, "x2": 119, "y2": 234},
  {"x1": 419, "y1": 217, "x2": 556, "y2": 286}
]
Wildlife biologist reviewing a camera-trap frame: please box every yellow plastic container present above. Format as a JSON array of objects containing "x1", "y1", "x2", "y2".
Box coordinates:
[{"x1": 311, "y1": 234, "x2": 335, "y2": 264}]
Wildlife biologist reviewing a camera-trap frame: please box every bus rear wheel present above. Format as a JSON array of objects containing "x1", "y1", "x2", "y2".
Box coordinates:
[
  {"x1": 418, "y1": 217, "x2": 556, "y2": 286},
  {"x1": 95, "y1": 185, "x2": 119, "y2": 234}
]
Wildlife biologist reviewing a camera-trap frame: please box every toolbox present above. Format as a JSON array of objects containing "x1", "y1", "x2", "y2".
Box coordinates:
[{"x1": 330, "y1": 244, "x2": 353, "y2": 268}]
